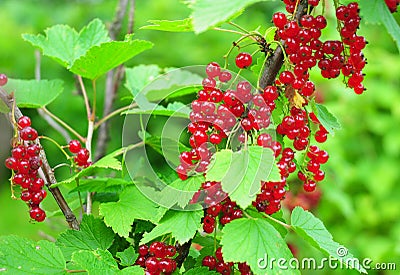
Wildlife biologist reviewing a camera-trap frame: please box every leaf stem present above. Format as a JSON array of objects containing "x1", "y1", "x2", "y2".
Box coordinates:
[
  {"x1": 41, "y1": 107, "x2": 85, "y2": 142},
  {"x1": 95, "y1": 104, "x2": 136, "y2": 130},
  {"x1": 213, "y1": 27, "x2": 248, "y2": 36},
  {"x1": 39, "y1": 135, "x2": 73, "y2": 161},
  {"x1": 262, "y1": 212, "x2": 292, "y2": 230},
  {"x1": 77, "y1": 75, "x2": 91, "y2": 120}
]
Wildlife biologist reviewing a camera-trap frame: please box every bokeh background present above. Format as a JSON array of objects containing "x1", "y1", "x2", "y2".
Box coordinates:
[{"x1": 0, "y1": 0, "x2": 399, "y2": 274}]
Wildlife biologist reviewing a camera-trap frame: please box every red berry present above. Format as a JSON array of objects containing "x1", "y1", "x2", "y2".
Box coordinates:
[
  {"x1": 279, "y1": 71, "x2": 295, "y2": 85},
  {"x1": 0, "y1": 73, "x2": 8, "y2": 86},
  {"x1": 138, "y1": 244, "x2": 149, "y2": 256},
  {"x1": 257, "y1": 133, "x2": 272, "y2": 148},
  {"x1": 27, "y1": 144, "x2": 41, "y2": 157},
  {"x1": 219, "y1": 71, "x2": 232, "y2": 82},
  {"x1": 158, "y1": 258, "x2": 176, "y2": 273},
  {"x1": 202, "y1": 255, "x2": 217, "y2": 270},
  {"x1": 5, "y1": 157, "x2": 18, "y2": 170},
  {"x1": 17, "y1": 116, "x2": 31, "y2": 129},
  {"x1": 149, "y1": 241, "x2": 167, "y2": 258},
  {"x1": 21, "y1": 190, "x2": 32, "y2": 202},
  {"x1": 20, "y1": 127, "x2": 38, "y2": 141},
  {"x1": 206, "y1": 62, "x2": 221, "y2": 78},
  {"x1": 176, "y1": 165, "x2": 188, "y2": 180},
  {"x1": 76, "y1": 148, "x2": 90, "y2": 163},
  {"x1": 29, "y1": 207, "x2": 46, "y2": 222},
  {"x1": 235, "y1": 52, "x2": 253, "y2": 69},
  {"x1": 69, "y1": 140, "x2": 82, "y2": 154},
  {"x1": 272, "y1": 12, "x2": 288, "y2": 29},
  {"x1": 145, "y1": 256, "x2": 159, "y2": 273}
]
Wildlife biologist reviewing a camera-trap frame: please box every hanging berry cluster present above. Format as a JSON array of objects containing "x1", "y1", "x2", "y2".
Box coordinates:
[
  {"x1": 134, "y1": 242, "x2": 177, "y2": 275},
  {"x1": 68, "y1": 139, "x2": 91, "y2": 168},
  {"x1": 4, "y1": 116, "x2": 47, "y2": 222}
]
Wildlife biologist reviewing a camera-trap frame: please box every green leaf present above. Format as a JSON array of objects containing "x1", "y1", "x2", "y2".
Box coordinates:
[
  {"x1": 22, "y1": 18, "x2": 109, "y2": 67},
  {"x1": 191, "y1": 0, "x2": 270, "y2": 34},
  {"x1": 221, "y1": 218, "x2": 298, "y2": 275},
  {"x1": 4, "y1": 79, "x2": 64, "y2": 108},
  {"x1": 56, "y1": 215, "x2": 115, "y2": 260},
  {"x1": 69, "y1": 178, "x2": 133, "y2": 193},
  {"x1": 99, "y1": 186, "x2": 167, "y2": 238},
  {"x1": 311, "y1": 102, "x2": 341, "y2": 135},
  {"x1": 71, "y1": 249, "x2": 118, "y2": 275},
  {"x1": 141, "y1": 18, "x2": 194, "y2": 32},
  {"x1": 206, "y1": 146, "x2": 279, "y2": 209},
  {"x1": 184, "y1": 267, "x2": 218, "y2": 274},
  {"x1": 125, "y1": 102, "x2": 191, "y2": 118},
  {"x1": 0, "y1": 235, "x2": 66, "y2": 274},
  {"x1": 53, "y1": 148, "x2": 123, "y2": 187},
  {"x1": 360, "y1": 0, "x2": 400, "y2": 51},
  {"x1": 125, "y1": 65, "x2": 161, "y2": 97},
  {"x1": 291, "y1": 207, "x2": 367, "y2": 274},
  {"x1": 140, "y1": 210, "x2": 202, "y2": 244},
  {"x1": 70, "y1": 36, "x2": 153, "y2": 80},
  {"x1": 158, "y1": 175, "x2": 204, "y2": 209},
  {"x1": 119, "y1": 266, "x2": 144, "y2": 275},
  {"x1": 116, "y1": 246, "x2": 138, "y2": 267}
]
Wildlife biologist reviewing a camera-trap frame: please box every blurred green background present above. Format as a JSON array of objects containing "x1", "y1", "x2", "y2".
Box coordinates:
[{"x1": 0, "y1": 0, "x2": 399, "y2": 274}]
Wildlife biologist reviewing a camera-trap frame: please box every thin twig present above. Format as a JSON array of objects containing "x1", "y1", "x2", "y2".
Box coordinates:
[
  {"x1": 128, "y1": 0, "x2": 135, "y2": 33},
  {"x1": 77, "y1": 75, "x2": 91, "y2": 120},
  {"x1": 259, "y1": 0, "x2": 310, "y2": 89},
  {"x1": 0, "y1": 88, "x2": 80, "y2": 230}
]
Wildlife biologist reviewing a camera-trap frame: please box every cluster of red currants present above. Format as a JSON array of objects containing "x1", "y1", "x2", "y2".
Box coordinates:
[
  {"x1": 385, "y1": 0, "x2": 399, "y2": 13},
  {"x1": 135, "y1": 242, "x2": 177, "y2": 275},
  {"x1": 4, "y1": 116, "x2": 47, "y2": 222},
  {"x1": 202, "y1": 247, "x2": 251, "y2": 275},
  {"x1": 68, "y1": 140, "x2": 91, "y2": 168}
]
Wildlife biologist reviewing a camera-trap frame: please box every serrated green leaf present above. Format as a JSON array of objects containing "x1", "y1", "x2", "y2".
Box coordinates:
[
  {"x1": 191, "y1": 0, "x2": 271, "y2": 34},
  {"x1": 56, "y1": 215, "x2": 115, "y2": 260},
  {"x1": 250, "y1": 56, "x2": 265, "y2": 78},
  {"x1": 119, "y1": 266, "x2": 144, "y2": 275},
  {"x1": 53, "y1": 148, "x2": 123, "y2": 187},
  {"x1": 221, "y1": 218, "x2": 297, "y2": 275},
  {"x1": 124, "y1": 102, "x2": 191, "y2": 118},
  {"x1": 360, "y1": 0, "x2": 400, "y2": 51},
  {"x1": 206, "y1": 146, "x2": 278, "y2": 209},
  {"x1": 125, "y1": 65, "x2": 161, "y2": 97},
  {"x1": 158, "y1": 175, "x2": 204, "y2": 209},
  {"x1": 140, "y1": 210, "x2": 202, "y2": 244},
  {"x1": 116, "y1": 246, "x2": 138, "y2": 267},
  {"x1": 69, "y1": 178, "x2": 133, "y2": 193},
  {"x1": 70, "y1": 37, "x2": 153, "y2": 80},
  {"x1": 291, "y1": 207, "x2": 367, "y2": 274},
  {"x1": 0, "y1": 235, "x2": 66, "y2": 274},
  {"x1": 99, "y1": 186, "x2": 167, "y2": 238},
  {"x1": 311, "y1": 102, "x2": 341, "y2": 134},
  {"x1": 22, "y1": 18, "x2": 109, "y2": 67},
  {"x1": 71, "y1": 249, "x2": 118, "y2": 275},
  {"x1": 184, "y1": 267, "x2": 218, "y2": 274},
  {"x1": 141, "y1": 18, "x2": 194, "y2": 32},
  {"x1": 4, "y1": 79, "x2": 64, "y2": 108}
]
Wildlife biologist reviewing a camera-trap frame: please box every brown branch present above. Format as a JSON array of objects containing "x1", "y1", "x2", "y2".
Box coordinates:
[
  {"x1": 94, "y1": 0, "x2": 131, "y2": 161},
  {"x1": 175, "y1": 240, "x2": 192, "y2": 268},
  {"x1": 0, "y1": 88, "x2": 80, "y2": 230},
  {"x1": 259, "y1": 0, "x2": 310, "y2": 89}
]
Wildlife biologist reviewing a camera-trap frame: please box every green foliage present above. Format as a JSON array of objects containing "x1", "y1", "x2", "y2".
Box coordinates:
[
  {"x1": 5, "y1": 79, "x2": 64, "y2": 108},
  {"x1": 0, "y1": 235, "x2": 66, "y2": 274},
  {"x1": 70, "y1": 36, "x2": 153, "y2": 80},
  {"x1": 141, "y1": 18, "x2": 194, "y2": 32},
  {"x1": 184, "y1": 267, "x2": 219, "y2": 274},
  {"x1": 116, "y1": 246, "x2": 138, "y2": 267},
  {"x1": 310, "y1": 101, "x2": 341, "y2": 135},
  {"x1": 56, "y1": 215, "x2": 115, "y2": 260},
  {"x1": 22, "y1": 18, "x2": 109, "y2": 67},
  {"x1": 221, "y1": 218, "x2": 298, "y2": 275},
  {"x1": 69, "y1": 178, "x2": 133, "y2": 193},
  {"x1": 140, "y1": 209, "x2": 202, "y2": 244},
  {"x1": 206, "y1": 146, "x2": 280, "y2": 209},
  {"x1": 71, "y1": 249, "x2": 119, "y2": 274},
  {"x1": 99, "y1": 186, "x2": 167, "y2": 238},
  {"x1": 291, "y1": 207, "x2": 367, "y2": 274},
  {"x1": 125, "y1": 101, "x2": 191, "y2": 118},
  {"x1": 189, "y1": 0, "x2": 273, "y2": 33},
  {"x1": 360, "y1": 0, "x2": 400, "y2": 52},
  {"x1": 125, "y1": 65, "x2": 162, "y2": 97}
]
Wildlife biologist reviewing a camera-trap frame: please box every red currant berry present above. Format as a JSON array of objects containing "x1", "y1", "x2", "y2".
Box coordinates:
[
  {"x1": 279, "y1": 71, "x2": 295, "y2": 85},
  {"x1": 206, "y1": 62, "x2": 221, "y2": 78},
  {"x1": 17, "y1": 116, "x2": 31, "y2": 129},
  {"x1": 149, "y1": 241, "x2": 167, "y2": 258},
  {"x1": 0, "y1": 73, "x2": 8, "y2": 86},
  {"x1": 21, "y1": 190, "x2": 32, "y2": 202},
  {"x1": 20, "y1": 127, "x2": 38, "y2": 141},
  {"x1": 235, "y1": 52, "x2": 253, "y2": 69},
  {"x1": 68, "y1": 140, "x2": 82, "y2": 154},
  {"x1": 29, "y1": 207, "x2": 46, "y2": 222},
  {"x1": 138, "y1": 244, "x2": 149, "y2": 256},
  {"x1": 145, "y1": 256, "x2": 159, "y2": 273},
  {"x1": 272, "y1": 12, "x2": 288, "y2": 29},
  {"x1": 27, "y1": 144, "x2": 41, "y2": 157},
  {"x1": 202, "y1": 255, "x2": 217, "y2": 270},
  {"x1": 76, "y1": 148, "x2": 90, "y2": 163},
  {"x1": 5, "y1": 157, "x2": 18, "y2": 170},
  {"x1": 219, "y1": 71, "x2": 232, "y2": 82}
]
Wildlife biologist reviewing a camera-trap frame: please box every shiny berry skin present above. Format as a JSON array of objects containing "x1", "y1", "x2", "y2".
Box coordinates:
[
  {"x1": 68, "y1": 140, "x2": 82, "y2": 154},
  {"x1": 5, "y1": 157, "x2": 18, "y2": 170},
  {"x1": 176, "y1": 165, "x2": 188, "y2": 180},
  {"x1": 145, "y1": 256, "x2": 159, "y2": 273},
  {"x1": 257, "y1": 133, "x2": 272, "y2": 148},
  {"x1": 149, "y1": 241, "x2": 166, "y2": 258},
  {"x1": 29, "y1": 207, "x2": 46, "y2": 222},
  {"x1": 202, "y1": 255, "x2": 217, "y2": 270},
  {"x1": 235, "y1": 52, "x2": 253, "y2": 69},
  {"x1": 0, "y1": 74, "x2": 8, "y2": 86},
  {"x1": 206, "y1": 62, "x2": 221, "y2": 78},
  {"x1": 165, "y1": 245, "x2": 176, "y2": 257},
  {"x1": 17, "y1": 116, "x2": 31, "y2": 129},
  {"x1": 209, "y1": 133, "x2": 222, "y2": 144},
  {"x1": 279, "y1": 71, "x2": 295, "y2": 85},
  {"x1": 20, "y1": 191, "x2": 31, "y2": 202},
  {"x1": 138, "y1": 244, "x2": 149, "y2": 256},
  {"x1": 219, "y1": 71, "x2": 232, "y2": 82},
  {"x1": 20, "y1": 127, "x2": 38, "y2": 141},
  {"x1": 27, "y1": 144, "x2": 41, "y2": 156},
  {"x1": 272, "y1": 12, "x2": 287, "y2": 29},
  {"x1": 76, "y1": 148, "x2": 90, "y2": 163},
  {"x1": 158, "y1": 258, "x2": 176, "y2": 273}
]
